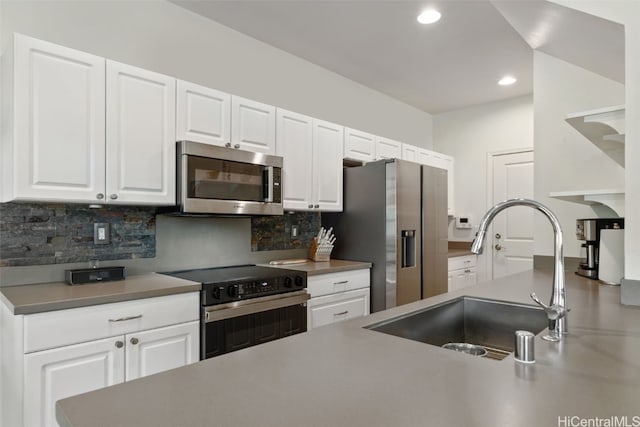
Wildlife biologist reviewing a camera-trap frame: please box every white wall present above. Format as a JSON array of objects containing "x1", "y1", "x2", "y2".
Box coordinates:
[
  {"x1": 433, "y1": 95, "x2": 533, "y2": 282},
  {"x1": 533, "y1": 51, "x2": 625, "y2": 259},
  {"x1": 0, "y1": 0, "x2": 432, "y2": 148}
]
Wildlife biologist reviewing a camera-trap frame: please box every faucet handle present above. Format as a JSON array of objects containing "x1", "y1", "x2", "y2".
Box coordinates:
[{"x1": 530, "y1": 292, "x2": 566, "y2": 320}]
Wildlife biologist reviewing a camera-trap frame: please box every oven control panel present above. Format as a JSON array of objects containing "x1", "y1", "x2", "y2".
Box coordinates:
[{"x1": 205, "y1": 274, "x2": 306, "y2": 305}]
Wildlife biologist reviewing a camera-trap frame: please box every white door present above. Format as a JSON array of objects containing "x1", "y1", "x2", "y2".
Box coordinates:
[
  {"x1": 375, "y1": 137, "x2": 402, "y2": 160},
  {"x1": 24, "y1": 337, "x2": 125, "y2": 427},
  {"x1": 276, "y1": 109, "x2": 314, "y2": 211},
  {"x1": 106, "y1": 60, "x2": 176, "y2": 205},
  {"x1": 176, "y1": 80, "x2": 231, "y2": 146},
  {"x1": 344, "y1": 128, "x2": 375, "y2": 162},
  {"x1": 11, "y1": 33, "x2": 106, "y2": 203},
  {"x1": 312, "y1": 119, "x2": 344, "y2": 211},
  {"x1": 125, "y1": 321, "x2": 199, "y2": 381},
  {"x1": 231, "y1": 96, "x2": 276, "y2": 154},
  {"x1": 491, "y1": 150, "x2": 534, "y2": 279},
  {"x1": 402, "y1": 144, "x2": 419, "y2": 162}
]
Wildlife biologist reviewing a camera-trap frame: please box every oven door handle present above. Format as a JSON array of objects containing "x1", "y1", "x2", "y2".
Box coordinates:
[{"x1": 204, "y1": 290, "x2": 310, "y2": 322}]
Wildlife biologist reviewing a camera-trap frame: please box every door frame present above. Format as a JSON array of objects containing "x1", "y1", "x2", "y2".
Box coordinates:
[{"x1": 484, "y1": 147, "x2": 534, "y2": 280}]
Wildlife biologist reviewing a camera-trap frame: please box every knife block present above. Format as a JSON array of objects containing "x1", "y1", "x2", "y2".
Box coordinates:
[{"x1": 309, "y1": 237, "x2": 331, "y2": 262}]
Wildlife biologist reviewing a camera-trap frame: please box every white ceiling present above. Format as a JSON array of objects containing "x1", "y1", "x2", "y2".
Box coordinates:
[{"x1": 171, "y1": 0, "x2": 624, "y2": 115}]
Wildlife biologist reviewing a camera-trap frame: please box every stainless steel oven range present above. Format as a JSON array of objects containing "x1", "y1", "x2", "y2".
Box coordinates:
[{"x1": 162, "y1": 265, "x2": 309, "y2": 359}]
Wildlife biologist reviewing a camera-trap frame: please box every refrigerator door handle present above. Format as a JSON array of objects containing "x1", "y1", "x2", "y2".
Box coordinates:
[{"x1": 401, "y1": 230, "x2": 416, "y2": 268}]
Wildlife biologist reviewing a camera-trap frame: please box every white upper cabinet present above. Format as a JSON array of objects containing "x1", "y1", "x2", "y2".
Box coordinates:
[
  {"x1": 1, "y1": 34, "x2": 176, "y2": 206},
  {"x1": 421, "y1": 149, "x2": 455, "y2": 216},
  {"x1": 1, "y1": 33, "x2": 106, "y2": 203},
  {"x1": 375, "y1": 136, "x2": 402, "y2": 160},
  {"x1": 231, "y1": 96, "x2": 276, "y2": 154},
  {"x1": 106, "y1": 61, "x2": 176, "y2": 205},
  {"x1": 276, "y1": 109, "x2": 343, "y2": 211},
  {"x1": 276, "y1": 109, "x2": 314, "y2": 210},
  {"x1": 344, "y1": 127, "x2": 376, "y2": 162},
  {"x1": 176, "y1": 80, "x2": 231, "y2": 147},
  {"x1": 312, "y1": 119, "x2": 344, "y2": 211},
  {"x1": 402, "y1": 144, "x2": 419, "y2": 162}
]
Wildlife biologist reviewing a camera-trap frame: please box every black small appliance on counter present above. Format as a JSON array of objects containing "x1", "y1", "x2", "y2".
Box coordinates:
[{"x1": 575, "y1": 218, "x2": 624, "y2": 280}]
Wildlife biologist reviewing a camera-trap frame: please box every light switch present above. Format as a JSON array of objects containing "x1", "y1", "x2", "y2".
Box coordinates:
[
  {"x1": 94, "y1": 223, "x2": 110, "y2": 245},
  {"x1": 291, "y1": 225, "x2": 299, "y2": 239}
]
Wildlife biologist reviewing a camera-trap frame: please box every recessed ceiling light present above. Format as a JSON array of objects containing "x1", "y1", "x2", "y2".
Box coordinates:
[
  {"x1": 498, "y1": 76, "x2": 517, "y2": 86},
  {"x1": 417, "y1": 9, "x2": 441, "y2": 25}
]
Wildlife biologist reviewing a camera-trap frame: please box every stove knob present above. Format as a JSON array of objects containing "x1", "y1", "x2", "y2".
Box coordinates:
[
  {"x1": 227, "y1": 284, "x2": 238, "y2": 298},
  {"x1": 212, "y1": 287, "x2": 222, "y2": 300},
  {"x1": 284, "y1": 277, "x2": 293, "y2": 288},
  {"x1": 295, "y1": 276, "x2": 305, "y2": 287}
]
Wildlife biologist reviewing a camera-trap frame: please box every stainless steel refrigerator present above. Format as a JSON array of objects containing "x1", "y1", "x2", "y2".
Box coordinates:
[{"x1": 323, "y1": 159, "x2": 448, "y2": 313}]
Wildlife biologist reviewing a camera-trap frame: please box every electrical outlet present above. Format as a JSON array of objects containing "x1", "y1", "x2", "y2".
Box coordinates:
[
  {"x1": 94, "y1": 223, "x2": 110, "y2": 245},
  {"x1": 291, "y1": 225, "x2": 299, "y2": 239}
]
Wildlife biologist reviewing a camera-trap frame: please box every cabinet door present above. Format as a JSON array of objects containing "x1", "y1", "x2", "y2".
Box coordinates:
[
  {"x1": 176, "y1": 80, "x2": 231, "y2": 147},
  {"x1": 276, "y1": 109, "x2": 313, "y2": 210},
  {"x1": 10, "y1": 33, "x2": 106, "y2": 203},
  {"x1": 312, "y1": 119, "x2": 344, "y2": 211},
  {"x1": 231, "y1": 96, "x2": 276, "y2": 154},
  {"x1": 125, "y1": 321, "x2": 199, "y2": 381},
  {"x1": 344, "y1": 128, "x2": 376, "y2": 162},
  {"x1": 307, "y1": 288, "x2": 370, "y2": 330},
  {"x1": 375, "y1": 137, "x2": 402, "y2": 160},
  {"x1": 106, "y1": 60, "x2": 176, "y2": 205},
  {"x1": 450, "y1": 269, "x2": 468, "y2": 292},
  {"x1": 402, "y1": 144, "x2": 419, "y2": 163},
  {"x1": 24, "y1": 336, "x2": 125, "y2": 427}
]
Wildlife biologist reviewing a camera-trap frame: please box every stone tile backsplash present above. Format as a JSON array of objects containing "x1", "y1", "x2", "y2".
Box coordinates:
[
  {"x1": 0, "y1": 202, "x2": 156, "y2": 267},
  {"x1": 0, "y1": 202, "x2": 320, "y2": 267},
  {"x1": 251, "y1": 212, "x2": 321, "y2": 252}
]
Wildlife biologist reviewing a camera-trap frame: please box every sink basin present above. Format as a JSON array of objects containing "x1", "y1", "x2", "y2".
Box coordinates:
[{"x1": 365, "y1": 296, "x2": 548, "y2": 359}]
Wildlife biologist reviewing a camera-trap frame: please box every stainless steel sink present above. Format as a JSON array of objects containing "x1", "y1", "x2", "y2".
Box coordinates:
[{"x1": 365, "y1": 296, "x2": 548, "y2": 360}]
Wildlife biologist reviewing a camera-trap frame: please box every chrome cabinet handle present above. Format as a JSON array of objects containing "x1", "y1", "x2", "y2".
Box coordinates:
[
  {"x1": 115, "y1": 340, "x2": 124, "y2": 348},
  {"x1": 333, "y1": 281, "x2": 349, "y2": 285},
  {"x1": 234, "y1": 144, "x2": 240, "y2": 149},
  {"x1": 130, "y1": 337, "x2": 139, "y2": 345},
  {"x1": 109, "y1": 314, "x2": 143, "y2": 322},
  {"x1": 314, "y1": 204, "x2": 320, "y2": 208},
  {"x1": 96, "y1": 193, "x2": 104, "y2": 200},
  {"x1": 225, "y1": 142, "x2": 231, "y2": 148},
  {"x1": 308, "y1": 204, "x2": 314, "y2": 208},
  {"x1": 109, "y1": 194, "x2": 118, "y2": 200},
  {"x1": 333, "y1": 311, "x2": 349, "y2": 316},
  {"x1": 494, "y1": 244, "x2": 503, "y2": 251}
]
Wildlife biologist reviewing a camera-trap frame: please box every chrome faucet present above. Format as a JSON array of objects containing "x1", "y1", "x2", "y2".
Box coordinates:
[{"x1": 470, "y1": 198, "x2": 568, "y2": 341}]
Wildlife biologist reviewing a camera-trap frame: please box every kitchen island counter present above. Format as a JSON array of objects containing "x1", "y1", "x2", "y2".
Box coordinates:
[{"x1": 56, "y1": 269, "x2": 640, "y2": 427}]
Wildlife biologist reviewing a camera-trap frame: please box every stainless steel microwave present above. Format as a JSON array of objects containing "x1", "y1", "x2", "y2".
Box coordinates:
[{"x1": 173, "y1": 141, "x2": 283, "y2": 216}]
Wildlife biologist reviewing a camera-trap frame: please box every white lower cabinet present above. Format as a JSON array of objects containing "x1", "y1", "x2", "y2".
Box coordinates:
[
  {"x1": 447, "y1": 255, "x2": 478, "y2": 292},
  {"x1": 1, "y1": 292, "x2": 199, "y2": 427},
  {"x1": 24, "y1": 336, "x2": 125, "y2": 427},
  {"x1": 306, "y1": 269, "x2": 370, "y2": 330}
]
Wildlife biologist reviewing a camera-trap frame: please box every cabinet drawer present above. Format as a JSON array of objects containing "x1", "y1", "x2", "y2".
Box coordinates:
[
  {"x1": 307, "y1": 269, "x2": 370, "y2": 298},
  {"x1": 448, "y1": 255, "x2": 477, "y2": 271},
  {"x1": 23, "y1": 292, "x2": 199, "y2": 353},
  {"x1": 308, "y1": 288, "x2": 370, "y2": 329}
]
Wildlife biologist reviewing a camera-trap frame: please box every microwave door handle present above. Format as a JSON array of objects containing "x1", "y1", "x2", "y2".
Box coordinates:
[{"x1": 263, "y1": 166, "x2": 274, "y2": 202}]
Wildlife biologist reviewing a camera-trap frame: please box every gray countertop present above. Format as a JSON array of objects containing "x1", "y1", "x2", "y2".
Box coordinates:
[
  {"x1": 0, "y1": 273, "x2": 201, "y2": 314},
  {"x1": 56, "y1": 270, "x2": 640, "y2": 427},
  {"x1": 262, "y1": 259, "x2": 372, "y2": 275}
]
